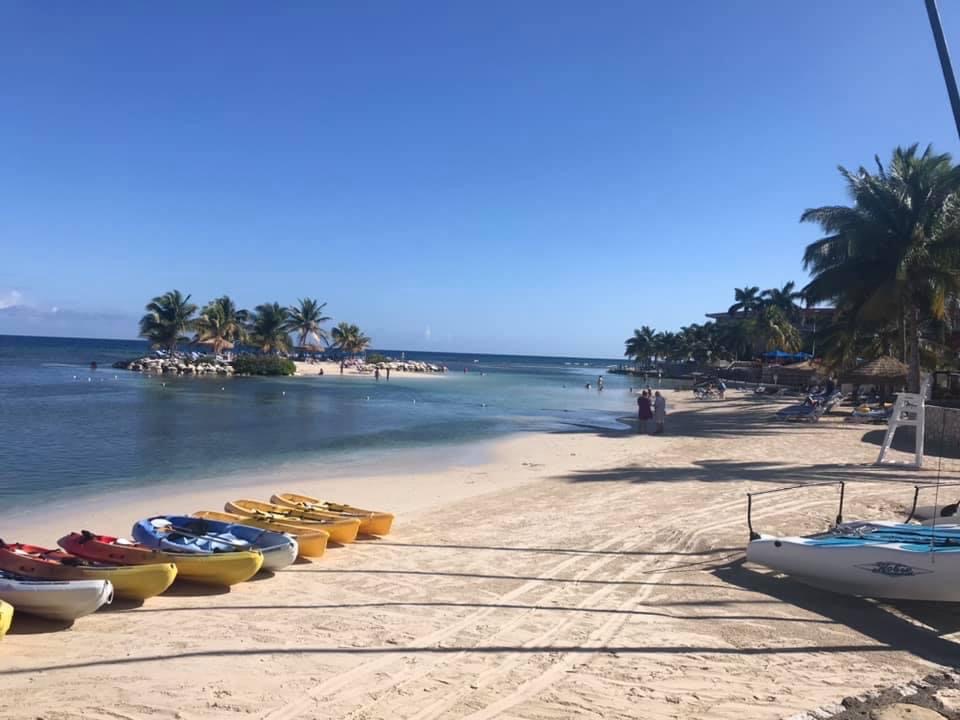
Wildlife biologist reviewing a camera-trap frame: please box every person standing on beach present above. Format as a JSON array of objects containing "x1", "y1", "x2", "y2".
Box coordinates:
[
  {"x1": 386, "y1": 367, "x2": 391, "y2": 381},
  {"x1": 637, "y1": 390, "x2": 653, "y2": 434},
  {"x1": 375, "y1": 368, "x2": 380, "y2": 382},
  {"x1": 653, "y1": 390, "x2": 666, "y2": 434},
  {"x1": 597, "y1": 376, "x2": 604, "y2": 391}
]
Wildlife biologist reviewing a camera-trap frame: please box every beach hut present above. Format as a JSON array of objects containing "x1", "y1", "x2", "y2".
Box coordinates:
[
  {"x1": 842, "y1": 356, "x2": 909, "y2": 400},
  {"x1": 763, "y1": 359, "x2": 821, "y2": 388}
]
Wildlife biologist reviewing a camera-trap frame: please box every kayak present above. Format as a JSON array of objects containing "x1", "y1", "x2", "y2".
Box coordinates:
[
  {"x1": 226, "y1": 499, "x2": 360, "y2": 544},
  {"x1": 58, "y1": 531, "x2": 263, "y2": 586},
  {"x1": 0, "y1": 543, "x2": 176, "y2": 601},
  {"x1": 0, "y1": 569, "x2": 112, "y2": 622},
  {"x1": 132, "y1": 515, "x2": 297, "y2": 571},
  {"x1": 192, "y1": 511, "x2": 328, "y2": 558},
  {"x1": 271, "y1": 492, "x2": 395, "y2": 536},
  {"x1": 0, "y1": 600, "x2": 12, "y2": 637}
]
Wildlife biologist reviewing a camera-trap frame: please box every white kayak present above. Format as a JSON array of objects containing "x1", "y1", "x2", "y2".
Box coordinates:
[
  {"x1": 747, "y1": 521, "x2": 960, "y2": 602},
  {"x1": 0, "y1": 570, "x2": 114, "y2": 621}
]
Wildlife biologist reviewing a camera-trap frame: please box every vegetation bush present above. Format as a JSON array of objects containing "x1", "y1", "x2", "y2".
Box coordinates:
[
  {"x1": 232, "y1": 355, "x2": 296, "y2": 376},
  {"x1": 365, "y1": 352, "x2": 388, "y2": 364}
]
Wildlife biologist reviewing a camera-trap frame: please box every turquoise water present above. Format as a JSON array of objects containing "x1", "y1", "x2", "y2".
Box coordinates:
[{"x1": 0, "y1": 335, "x2": 666, "y2": 510}]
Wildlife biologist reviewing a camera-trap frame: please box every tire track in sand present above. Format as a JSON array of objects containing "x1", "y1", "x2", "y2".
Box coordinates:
[
  {"x1": 261, "y1": 489, "x2": 831, "y2": 720},
  {"x1": 321, "y1": 488, "x2": 775, "y2": 713},
  {"x1": 457, "y1": 493, "x2": 836, "y2": 720},
  {"x1": 345, "y1": 492, "x2": 827, "y2": 719}
]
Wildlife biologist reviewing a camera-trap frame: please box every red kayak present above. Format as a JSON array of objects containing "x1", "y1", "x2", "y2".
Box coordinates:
[
  {"x1": 0, "y1": 541, "x2": 177, "y2": 600},
  {"x1": 58, "y1": 531, "x2": 168, "y2": 565}
]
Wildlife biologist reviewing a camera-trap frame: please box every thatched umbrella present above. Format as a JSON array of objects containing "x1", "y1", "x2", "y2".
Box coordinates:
[
  {"x1": 193, "y1": 338, "x2": 233, "y2": 352},
  {"x1": 843, "y1": 356, "x2": 909, "y2": 399}
]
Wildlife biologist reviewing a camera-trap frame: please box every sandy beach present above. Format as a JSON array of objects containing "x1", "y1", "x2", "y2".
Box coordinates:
[
  {"x1": 293, "y1": 361, "x2": 448, "y2": 379},
  {"x1": 2, "y1": 391, "x2": 956, "y2": 720}
]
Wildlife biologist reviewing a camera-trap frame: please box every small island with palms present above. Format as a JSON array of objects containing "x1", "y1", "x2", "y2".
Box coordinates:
[{"x1": 117, "y1": 291, "x2": 446, "y2": 378}]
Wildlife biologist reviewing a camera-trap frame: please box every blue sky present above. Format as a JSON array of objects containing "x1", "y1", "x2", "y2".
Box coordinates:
[{"x1": 2, "y1": 1, "x2": 960, "y2": 356}]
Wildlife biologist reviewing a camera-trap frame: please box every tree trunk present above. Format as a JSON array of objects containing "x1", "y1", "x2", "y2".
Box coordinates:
[{"x1": 908, "y1": 307, "x2": 922, "y2": 394}]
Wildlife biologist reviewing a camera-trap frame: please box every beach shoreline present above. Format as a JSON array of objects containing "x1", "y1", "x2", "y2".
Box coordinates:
[
  {"x1": 2, "y1": 393, "x2": 955, "y2": 719},
  {"x1": 292, "y1": 360, "x2": 448, "y2": 379}
]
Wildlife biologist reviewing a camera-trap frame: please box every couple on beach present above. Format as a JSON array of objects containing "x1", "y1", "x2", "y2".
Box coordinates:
[{"x1": 637, "y1": 389, "x2": 665, "y2": 434}]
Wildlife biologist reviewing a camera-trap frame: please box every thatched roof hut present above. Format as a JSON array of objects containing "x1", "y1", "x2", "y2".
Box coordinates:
[{"x1": 843, "y1": 356, "x2": 909, "y2": 385}]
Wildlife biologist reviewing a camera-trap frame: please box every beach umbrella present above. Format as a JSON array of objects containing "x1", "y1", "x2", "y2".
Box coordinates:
[
  {"x1": 193, "y1": 338, "x2": 234, "y2": 351},
  {"x1": 761, "y1": 350, "x2": 793, "y2": 360}
]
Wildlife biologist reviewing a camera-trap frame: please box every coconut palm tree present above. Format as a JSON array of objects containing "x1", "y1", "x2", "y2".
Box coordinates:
[
  {"x1": 761, "y1": 282, "x2": 804, "y2": 319},
  {"x1": 717, "y1": 321, "x2": 753, "y2": 361},
  {"x1": 802, "y1": 144, "x2": 960, "y2": 391},
  {"x1": 752, "y1": 305, "x2": 802, "y2": 353},
  {"x1": 194, "y1": 296, "x2": 249, "y2": 354},
  {"x1": 331, "y1": 322, "x2": 371, "y2": 355},
  {"x1": 249, "y1": 302, "x2": 291, "y2": 354},
  {"x1": 624, "y1": 326, "x2": 656, "y2": 367},
  {"x1": 139, "y1": 290, "x2": 197, "y2": 353},
  {"x1": 287, "y1": 298, "x2": 330, "y2": 350},
  {"x1": 728, "y1": 286, "x2": 763, "y2": 316}
]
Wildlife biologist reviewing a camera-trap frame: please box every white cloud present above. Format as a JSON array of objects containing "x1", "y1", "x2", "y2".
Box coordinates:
[
  {"x1": 50, "y1": 306, "x2": 59, "y2": 314},
  {"x1": 424, "y1": 325, "x2": 432, "y2": 340},
  {"x1": 0, "y1": 290, "x2": 23, "y2": 309}
]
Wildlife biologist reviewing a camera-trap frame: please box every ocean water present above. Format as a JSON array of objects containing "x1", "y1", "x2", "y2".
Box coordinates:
[{"x1": 0, "y1": 335, "x2": 668, "y2": 511}]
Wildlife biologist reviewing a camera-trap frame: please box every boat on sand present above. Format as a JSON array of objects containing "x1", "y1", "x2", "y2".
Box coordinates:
[
  {"x1": 58, "y1": 531, "x2": 263, "y2": 586},
  {"x1": 226, "y1": 500, "x2": 360, "y2": 544},
  {"x1": 0, "y1": 600, "x2": 12, "y2": 637},
  {"x1": 132, "y1": 515, "x2": 297, "y2": 571},
  {"x1": 747, "y1": 521, "x2": 960, "y2": 601},
  {"x1": 0, "y1": 570, "x2": 112, "y2": 622},
  {"x1": 192, "y1": 511, "x2": 328, "y2": 558},
  {"x1": 271, "y1": 492, "x2": 394, "y2": 536},
  {"x1": 0, "y1": 543, "x2": 176, "y2": 601}
]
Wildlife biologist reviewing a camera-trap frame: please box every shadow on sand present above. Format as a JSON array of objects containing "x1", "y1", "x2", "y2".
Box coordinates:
[{"x1": 713, "y1": 558, "x2": 960, "y2": 666}]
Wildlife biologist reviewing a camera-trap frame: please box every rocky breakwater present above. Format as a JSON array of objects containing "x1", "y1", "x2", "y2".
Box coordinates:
[{"x1": 113, "y1": 356, "x2": 235, "y2": 375}]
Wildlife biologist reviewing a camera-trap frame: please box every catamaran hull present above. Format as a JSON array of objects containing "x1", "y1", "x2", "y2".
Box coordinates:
[{"x1": 747, "y1": 534, "x2": 960, "y2": 601}]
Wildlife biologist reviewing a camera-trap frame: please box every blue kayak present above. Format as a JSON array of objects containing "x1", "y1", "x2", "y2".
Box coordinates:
[{"x1": 132, "y1": 515, "x2": 297, "y2": 571}]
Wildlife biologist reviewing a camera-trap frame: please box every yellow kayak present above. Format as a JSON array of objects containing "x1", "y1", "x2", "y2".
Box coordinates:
[
  {"x1": 57, "y1": 532, "x2": 262, "y2": 587},
  {"x1": 193, "y1": 511, "x2": 329, "y2": 558},
  {"x1": 0, "y1": 600, "x2": 12, "y2": 638},
  {"x1": 271, "y1": 492, "x2": 395, "y2": 536},
  {"x1": 226, "y1": 499, "x2": 360, "y2": 544},
  {"x1": 70, "y1": 563, "x2": 178, "y2": 601},
  {"x1": 0, "y1": 543, "x2": 177, "y2": 602},
  {"x1": 168, "y1": 550, "x2": 263, "y2": 585}
]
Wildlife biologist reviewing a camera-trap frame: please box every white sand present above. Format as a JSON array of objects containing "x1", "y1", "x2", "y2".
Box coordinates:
[
  {"x1": 1, "y1": 392, "x2": 956, "y2": 720},
  {"x1": 293, "y1": 361, "x2": 447, "y2": 379}
]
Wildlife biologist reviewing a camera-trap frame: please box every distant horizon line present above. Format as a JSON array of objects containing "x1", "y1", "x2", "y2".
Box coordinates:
[{"x1": 0, "y1": 333, "x2": 625, "y2": 362}]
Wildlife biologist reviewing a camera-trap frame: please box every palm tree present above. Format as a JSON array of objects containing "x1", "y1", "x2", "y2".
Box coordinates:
[
  {"x1": 331, "y1": 322, "x2": 371, "y2": 355},
  {"x1": 802, "y1": 144, "x2": 960, "y2": 391},
  {"x1": 139, "y1": 290, "x2": 197, "y2": 353},
  {"x1": 728, "y1": 286, "x2": 763, "y2": 316},
  {"x1": 718, "y1": 320, "x2": 753, "y2": 361},
  {"x1": 752, "y1": 305, "x2": 802, "y2": 353},
  {"x1": 762, "y1": 282, "x2": 804, "y2": 318},
  {"x1": 194, "y1": 296, "x2": 249, "y2": 354},
  {"x1": 624, "y1": 326, "x2": 656, "y2": 368},
  {"x1": 249, "y1": 302, "x2": 291, "y2": 353},
  {"x1": 287, "y1": 298, "x2": 330, "y2": 350}
]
